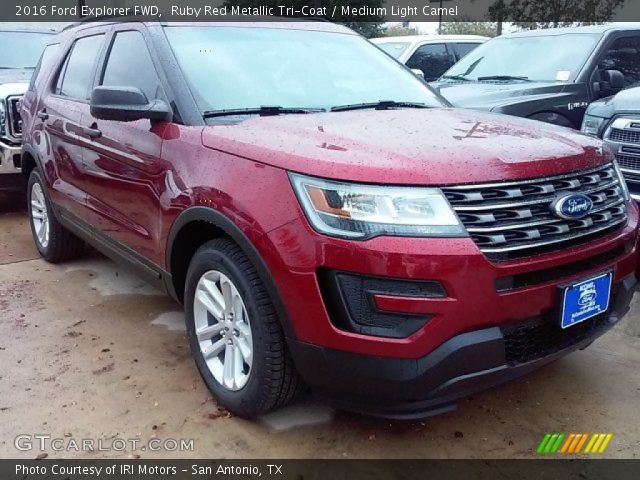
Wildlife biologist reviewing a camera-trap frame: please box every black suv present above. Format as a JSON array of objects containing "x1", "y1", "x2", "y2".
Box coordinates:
[{"x1": 433, "y1": 24, "x2": 640, "y2": 129}]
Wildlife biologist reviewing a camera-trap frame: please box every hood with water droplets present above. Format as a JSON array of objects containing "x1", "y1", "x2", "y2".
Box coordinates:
[{"x1": 201, "y1": 108, "x2": 608, "y2": 185}]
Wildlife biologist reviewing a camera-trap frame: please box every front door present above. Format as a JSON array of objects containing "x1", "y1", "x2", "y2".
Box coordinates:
[
  {"x1": 37, "y1": 33, "x2": 105, "y2": 219},
  {"x1": 80, "y1": 28, "x2": 172, "y2": 265},
  {"x1": 587, "y1": 32, "x2": 640, "y2": 102}
]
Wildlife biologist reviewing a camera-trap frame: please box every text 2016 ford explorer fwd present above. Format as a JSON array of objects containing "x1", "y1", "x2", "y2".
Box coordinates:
[{"x1": 21, "y1": 21, "x2": 638, "y2": 419}]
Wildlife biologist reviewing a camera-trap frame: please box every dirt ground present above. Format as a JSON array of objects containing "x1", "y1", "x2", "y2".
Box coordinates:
[{"x1": 1, "y1": 201, "x2": 639, "y2": 459}]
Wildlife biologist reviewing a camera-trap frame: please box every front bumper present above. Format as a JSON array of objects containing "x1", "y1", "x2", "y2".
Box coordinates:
[
  {"x1": 288, "y1": 274, "x2": 636, "y2": 418},
  {"x1": 0, "y1": 139, "x2": 22, "y2": 192},
  {"x1": 260, "y1": 188, "x2": 638, "y2": 416},
  {"x1": 266, "y1": 201, "x2": 638, "y2": 359}
]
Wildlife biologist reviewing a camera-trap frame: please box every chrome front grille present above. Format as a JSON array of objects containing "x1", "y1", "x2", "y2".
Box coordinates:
[
  {"x1": 604, "y1": 118, "x2": 640, "y2": 188},
  {"x1": 609, "y1": 127, "x2": 640, "y2": 145},
  {"x1": 442, "y1": 163, "x2": 628, "y2": 260},
  {"x1": 6, "y1": 95, "x2": 22, "y2": 138},
  {"x1": 616, "y1": 153, "x2": 640, "y2": 174}
]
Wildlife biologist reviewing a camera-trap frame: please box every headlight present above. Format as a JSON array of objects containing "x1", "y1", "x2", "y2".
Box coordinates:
[
  {"x1": 289, "y1": 173, "x2": 466, "y2": 239},
  {"x1": 613, "y1": 160, "x2": 630, "y2": 201},
  {"x1": 581, "y1": 114, "x2": 606, "y2": 137}
]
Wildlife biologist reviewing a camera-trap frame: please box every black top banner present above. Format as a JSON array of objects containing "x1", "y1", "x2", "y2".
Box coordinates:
[{"x1": 6, "y1": 0, "x2": 640, "y2": 23}]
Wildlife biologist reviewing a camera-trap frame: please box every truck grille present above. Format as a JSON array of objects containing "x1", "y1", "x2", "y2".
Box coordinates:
[
  {"x1": 6, "y1": 95, "x2": 22, "y2": 138},
  {"x1": 616, "y1": 153, "x2": 640, "y2": 173},
  {"x1": 604, "y1": 118, "x2": 640, "y2": 191},
  {"x1": 609, "y1": 127, "x2": 640, "y2": 145},
  {"x1": 442, "y1": 163, "x2": 628, "y2": 261}
]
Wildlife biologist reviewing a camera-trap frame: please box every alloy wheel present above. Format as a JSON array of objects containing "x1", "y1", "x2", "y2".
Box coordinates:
[
  {"x1": 30, "y1": 182, "x2": 50, "y2": 249},
  {"x1": 193, "y1": 270, "x2": 253, "y2": 391}
]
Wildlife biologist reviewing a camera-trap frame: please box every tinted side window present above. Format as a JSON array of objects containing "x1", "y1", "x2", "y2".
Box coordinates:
[
  {"x1": 451, "y1": 42, "x2": 481, "y2": 61},
  {"x1": 406, "y1": 43, "x2": 453, "y2": 81},
  {"x1": 57, "y1": 35, "x2": 104, "y2": 100},
  {"x1": 29, "y1": 43, "x2": 59, "y2": 91},
  {"x1": 55, "y1": 53, "x2": 69, "y2": 94},
  {"x1": 599, "y1": 36, "x2": 640, "y2": 88},
  {"x1": 101, "y1": 31, "x2": 162, "y2": 101}
]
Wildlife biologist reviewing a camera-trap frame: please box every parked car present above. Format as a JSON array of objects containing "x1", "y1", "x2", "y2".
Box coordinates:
[
  {"x1": 582, "y1": 87, "x2": 640, "y2": 201},
  {"x1": 21, "y1": 21, "x2": 638, "y2": 419},
  {"x1": 0, "y1": 25, "x2": 55, "y2": 195},
  {"x1": 371, "y1": 35, "x2": 488, "y2": 82},
  {"x1": 433, "y1": 24, "x2": 640, "y2": 129}
]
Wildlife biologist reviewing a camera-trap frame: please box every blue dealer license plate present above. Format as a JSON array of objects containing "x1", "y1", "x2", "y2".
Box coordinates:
[{"x1": 560, "y1": 272, "x2": 612, "y2": 329}]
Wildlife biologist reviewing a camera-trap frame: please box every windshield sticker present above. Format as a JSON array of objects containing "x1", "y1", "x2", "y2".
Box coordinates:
[{"x1": 556, "y1": 71, "x2": 571, "y2": 81}]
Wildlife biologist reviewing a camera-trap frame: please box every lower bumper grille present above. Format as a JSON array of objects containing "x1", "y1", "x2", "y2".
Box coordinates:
[
  {"x1": 442, "y1": 163, "x2": 628, "y2": 261},
  {"x1": 502, "y1": 276, "x2": 635, "y2": 365},
  {"x1": 495, "y1": 244, "x2": 626, "y2": 291},
  {"x1": 318, "y1": 269, "x2": 445, "y2": 338},
  {"x1": 502, "y1": 312, "x2": 609, "y2": 365}
]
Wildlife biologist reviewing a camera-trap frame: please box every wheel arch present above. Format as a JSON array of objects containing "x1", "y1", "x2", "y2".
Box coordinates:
[
  {"x1": 166, "y1": 206, "x2": 296, "y2": 339},
  {"x1": 20, "y1": 144, "x2": 43, "y2": 181}
]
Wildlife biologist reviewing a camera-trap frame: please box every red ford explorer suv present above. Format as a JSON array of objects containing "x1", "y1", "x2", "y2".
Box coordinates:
[{"x1": 20, "y1": 21, "x2": 638, "y2": 419}]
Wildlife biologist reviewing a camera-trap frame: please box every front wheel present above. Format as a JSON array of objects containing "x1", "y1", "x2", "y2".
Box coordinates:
[
  {"x1": 184, "y1": 238, "x2": 301, "y2": 418},
  {"x1": 27, "y1": 169, "x2": 84, "y2": 263}
]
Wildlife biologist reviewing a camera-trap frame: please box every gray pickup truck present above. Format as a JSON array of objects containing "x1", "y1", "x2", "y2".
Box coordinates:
[
  {"x1": 0, "y1": 25, "x2": 54, "y2": 194},
  {"x1": 582, "y1": 87, "x2": 640, "y2": 201}
]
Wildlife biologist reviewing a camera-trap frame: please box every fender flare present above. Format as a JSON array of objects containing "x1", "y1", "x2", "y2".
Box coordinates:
[
  {"x1": 20, "y1": 144, "x2": 45, "y2": 178},
  {"x1": 20, "y1": 144, "x2": 58, "y2": 213},
  {"x1": 166, "y1": 206, "x2": 297, "y2": 339}
]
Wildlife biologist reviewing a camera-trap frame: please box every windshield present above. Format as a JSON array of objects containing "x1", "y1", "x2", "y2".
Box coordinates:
[
  {"x1": 376, "y1": 42, "x2": 411, "y2": 59},
  {"x1": 164, "y1": 26, "x2": 444, "y2": 113},
  {"x1": 444, "y1": 33, "x2": 601, "y2": 82},
  {"x1": 0, "y1": 31, "x2": 52, "y2": 68}
]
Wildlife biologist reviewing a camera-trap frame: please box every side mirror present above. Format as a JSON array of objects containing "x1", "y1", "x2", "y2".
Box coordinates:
[
  {"x1": 597, "y1": 69, "x2": 625, "y2": 97},
  {"x1": 411, "y1": 68, "x2": 425, "y2": 80},
  {"x1": 90, "y1": 86, "x2": 172, "y2": 122}
]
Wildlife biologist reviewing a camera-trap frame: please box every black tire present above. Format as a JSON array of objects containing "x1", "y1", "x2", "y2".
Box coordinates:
[
  {"x1": 185, "y1": 238, "x2": 302, "y2": 418},
  {"x1": 27, "y1": 169, "x2": 84, "y2": 263}
]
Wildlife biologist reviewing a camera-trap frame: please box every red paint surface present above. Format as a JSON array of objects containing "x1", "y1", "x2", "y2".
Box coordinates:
[{"x1": 22, "y1": 73, "x2": 638, "y2": 360}]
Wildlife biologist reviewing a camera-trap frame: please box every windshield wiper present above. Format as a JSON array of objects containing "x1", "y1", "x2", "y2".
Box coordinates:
[
  {"x1": 331, "y1": 100, "x2": 430, "y2": 112},
  {"x1": 202, "y1": 106, "x2": 326, "y2": 118},
  {"x1": 477, "y1": 75, "x2": 531, "y2": 82},
  {"x1": 440, "y1": 74, "x2": 472, "y2": 82}
]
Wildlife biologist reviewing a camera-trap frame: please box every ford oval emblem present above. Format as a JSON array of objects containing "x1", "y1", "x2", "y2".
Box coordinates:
[{"x1": 551, "y1": 193, "x2": 593, "y2": 220}]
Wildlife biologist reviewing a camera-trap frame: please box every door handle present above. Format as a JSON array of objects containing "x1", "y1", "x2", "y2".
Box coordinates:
[
  {"x1": 37, "y1": 109, "x2": 49, "y2": 121},
  {"x1": 82, "y1": 126, "x2": 102, "y2": 139}
]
